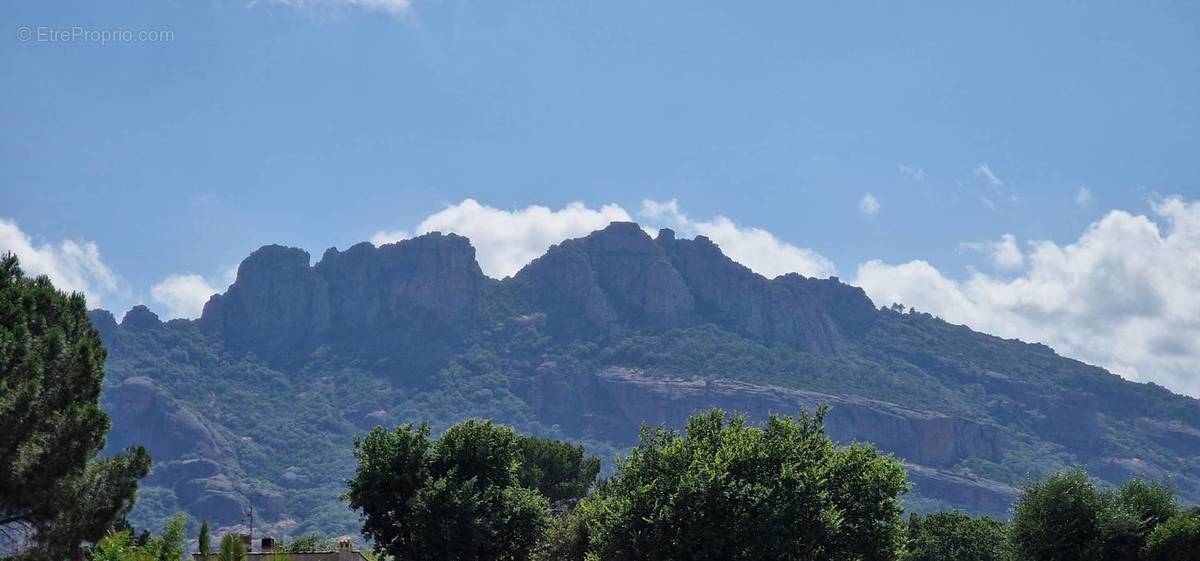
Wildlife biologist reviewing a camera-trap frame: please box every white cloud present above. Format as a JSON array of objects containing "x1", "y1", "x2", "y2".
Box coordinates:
[
  {"x1": 372, "y1": 199, "x2": 633, "y2": 278},
  {"x1": 1076, "y1": 187, "x2": 1094, "y2": 207},
  {"x1": 371, "y1": 198, "x2": 836, "y2": 281},
  {"x1": 370, "y1": 229, "x2": 410, "y2": 246},
  {"x1": 150, "y1": 266, "x2": 237, "y2": 319},
  {"x1": 974, "y1": 163, "x2": 1003, "y2": 188},
  {"x1": 254, "y1": 0, "x2": 411, "y2": 17},
  {"x1": 0, "y1": 219, "x2": 122, "y2": 307},
  {"x1": 640, "y1": 199, "x2": 836, "y2": 279},
  {"x1": 898, "y1": 164, "x2": 927, "y2": 182},
  {"x1": 961, "y1": 233, "x2": 1025, "y2": 270},
  {"x1": 151, "y1": 274, "x2": 220, "y2": 319},
  {"x1": 859, "y1": 193, "x2": 881, "y2": 217},
  {"x1": 853, "y1": 197, "x2": 1200, "y2": 397}
]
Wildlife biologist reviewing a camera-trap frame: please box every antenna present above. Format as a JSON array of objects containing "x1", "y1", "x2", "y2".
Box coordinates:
[{"x1": 242, "y1": 496, "x2": 255, "y2": 552}]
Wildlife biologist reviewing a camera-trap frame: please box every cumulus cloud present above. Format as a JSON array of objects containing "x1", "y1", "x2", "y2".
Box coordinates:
[
  {"x1": 372, "y1": 199, "x2": 633, "y2": 278},
  {"x1": 150, "y1": 268, "x2": 238, "y2": 319},
  {"x1": 859, "y1": 193, "x2": 881, "y2": 218},
  {"x1": 371, "y1": 198, "x2": 836, "y2": 280},
  {"x1": 961, "y1": 233, "x2": 1025, "y2": 270},
  {"x1": 639, "y1": 199, "x2": 836, "y2": 279},
  {"x1": 853, "y1": 197, "x2": 1200, "y2": 397},
  {"x1": 0, "y1": 219, "x2": 122, "y2": 307}
]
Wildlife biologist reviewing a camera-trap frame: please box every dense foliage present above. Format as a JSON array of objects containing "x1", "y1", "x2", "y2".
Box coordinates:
[
  {"x1": 901, "y1": 512, "x2": 1010, "y2": 561},
  {"x1": 347, "y1": 420, "x2": 555, "y2": 561},
  {"x1": 1009, "y1": 469, "x2": 1180, "y2": 561},
  {"x1": 578, "y1": 408, "x2": 909, "y2": 561},
  {"x1": 1142, "y1": 510, "x2": 1200, "y2": 561},
  {"x1": 514, "y1": 437, "x2": 600, "y2": 506},
  {"x1": 91, "y1": 513, "x2": 187, "y2": 561},
  {"x1": 0, "y1": 254, "x2": 150, "y2": 559},
  {"x1": 217, "y1": 533, "x2": 246, "y2": 561}
]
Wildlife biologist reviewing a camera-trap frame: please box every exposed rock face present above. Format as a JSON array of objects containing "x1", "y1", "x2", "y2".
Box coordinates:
[
  {"x1": 314, "y1": 234, "x2": 485, "y2": 335},
  {"x1": 105, "y1": 377, "x2": 246, "y2": 524},
  {"x1": 515, "y1": 223, "x2": 696, "y2": 336},
  {"x1": 199, "y1": 235, "x2": 486, "y2": 356},
  {"x1": 514, "y1": 366, "x2": 1011, "y2": 512},
  {"x1": 513, "y1": 223, "x2": 876, "y2": 352},
  {"x1": 518, "y1": 366, "x2": 1004, "y2": 466},
  {"x1": 903, "y1": 464, "x2": 1018, "y2": 514},
  {"x1": 656, "y1": 230, "x2": 876, "y2": 352},
  {"x1": 121, "y1": 305, "x2": 163, "y2": 330},
  {"x1": 107, "y1": 377, "x2": 235, "y2": 464},
  {"x1": 199, "y1": 245, "x2": 331, "y2": 354}
]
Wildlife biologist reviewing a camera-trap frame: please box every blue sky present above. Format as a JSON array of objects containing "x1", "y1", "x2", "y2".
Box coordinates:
[{"x1": 4, "y1": 1, "x2": 1200, "y2": 395}]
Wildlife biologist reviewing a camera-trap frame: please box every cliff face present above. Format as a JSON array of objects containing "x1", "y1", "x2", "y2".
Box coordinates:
[
  {"x1": 198, "y1": 234, "x2": 486, "y2": 359},
  {"x1": 198, "y1": 245, "x2": 331, "y2": 354},
  {"x1": 103, "y1": 376, "x2": 254, "y2": 524},
  {"x1": 513, "y1": 223, "x2": 875, "y2": 353},
  {"x1": 656, "y1": 229, "x2": 877, "y2": 352},
  {"x1": 198, "y1": 224, "x2": 873, "y2": 358},
  {"x1": 315, "y1": 235, "x2": 485, "y2": 333},
  {"x1": 513, "y1": 365, "x2": 1016, "y2": 512}
]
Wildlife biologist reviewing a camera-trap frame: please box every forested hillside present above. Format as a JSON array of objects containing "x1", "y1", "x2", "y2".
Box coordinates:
[{"x1": 91, "y1": 223, "x2": 1200, "y2": 536}]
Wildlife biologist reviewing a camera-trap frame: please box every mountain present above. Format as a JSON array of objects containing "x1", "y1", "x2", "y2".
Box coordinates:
[{"x1": 90, "y1": 223, "x2": 1200, "y2": 536}]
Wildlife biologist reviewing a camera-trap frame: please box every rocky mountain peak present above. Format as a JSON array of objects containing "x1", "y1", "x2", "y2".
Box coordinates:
[
  {"x1": 197, "y1": 245, "x2": 331, "y2": 355},
  {"x1": 514, "y1": 222, "x2": 696, "y2": 335},
  {"x1": 196, "y1": 234, "x2": 488, "y2": 358},
  {"x1": 121, "y1": 304, "x2": 162, "y2": 329},
  {"x1": 508, "y1": 222, "x2": 876, "y2": 352},
  {"x1": 314, "y1": 232, "x2": 486, "y2": 333}
]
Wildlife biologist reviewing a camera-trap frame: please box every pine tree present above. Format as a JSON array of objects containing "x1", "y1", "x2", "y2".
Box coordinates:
[{"x1": 0, "y1": 253, "x2": 151, "y2": 559}]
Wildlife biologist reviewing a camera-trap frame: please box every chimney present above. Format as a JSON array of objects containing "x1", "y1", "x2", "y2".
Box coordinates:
[
  {"x1": 261, "y1": 537, "x2": 275, "y2": 552},
  {"x1": 337, "y1": 538, "x2": 352, "y2": 561}
]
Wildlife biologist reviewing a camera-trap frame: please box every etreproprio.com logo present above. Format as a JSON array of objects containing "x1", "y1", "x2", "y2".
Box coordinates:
[{"x1": 16, "y1": 26, "x2": 175, "y2": 44}]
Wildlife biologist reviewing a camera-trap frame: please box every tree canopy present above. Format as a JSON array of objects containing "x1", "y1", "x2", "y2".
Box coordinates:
[
  {"x1": 347, "y1": 419, "x2": 553, "y2": 561},
  {"x1": 0, "y1": 254, "x2": 150, "y2": 558},
  {"x1": 902, "y1": 511, "x2": 1010, "y2": 561},
  {"x1": 1142, "y1": 509, "x2": 1200, "y2": 561},
  {"x1": 1009, "y1": 469, "x2": 1181, "y2": 561},
  {"x1": 578, "y1": 408, "x2": 910, "y2": 561},
  {"x1": 514, "y1": 436, "x2": 600, "y2": 506}
]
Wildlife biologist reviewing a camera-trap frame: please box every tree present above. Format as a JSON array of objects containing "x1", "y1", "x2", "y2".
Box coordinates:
[
  {"x1": 1142, "y1": 510, "x2": 1200, "y2": 561},
  {"x1": 347, "y1": 419, "x2": 550, "y2": 561},
  {"x1": 198, "y1": 521, "x2": 212, "y2": 560},
  {"x1": 1010, "y1": 469, "x2": 1105, "y2": 561},
  {"x1": 579, "y1": 408, "x2": 910, "y2": 561},
  {"x1": 515, "y1": 436, "x2": 600, "y2": 505},
  {"x1": 0, "y1": 254, "x2": 150, "y2": 558},
  {"x1": 1099, "y1": 478, "x2": 1178, "y2": 561},
  {"x1": 90, "y1": 513, "x2": 188, "y2": 561},
  {"x1": 531, "y1": 507, "x2": 588, "y2": 561},
  {"x1": 903, "y1": 511, "x2": 1010, "y2": 561},
  {"x1": 218, "y1": 534, "x2": 246, "y2": 561},
  {"x1": 1010, "y1": 470, "x2": 1180, "y2": 561},
  {"x1": 281, "y1": 534, "x2": 335, "y2": 553}
]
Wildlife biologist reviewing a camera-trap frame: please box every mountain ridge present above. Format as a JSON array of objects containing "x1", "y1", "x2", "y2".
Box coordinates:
[{"x1": 91, "y1": 222, "x2": 1200, "y2": 536}]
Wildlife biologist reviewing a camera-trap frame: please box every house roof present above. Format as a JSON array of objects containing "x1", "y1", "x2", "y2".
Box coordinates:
[{"x1": 192, "y1": 552, "x2": 369, "y2": 561}]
